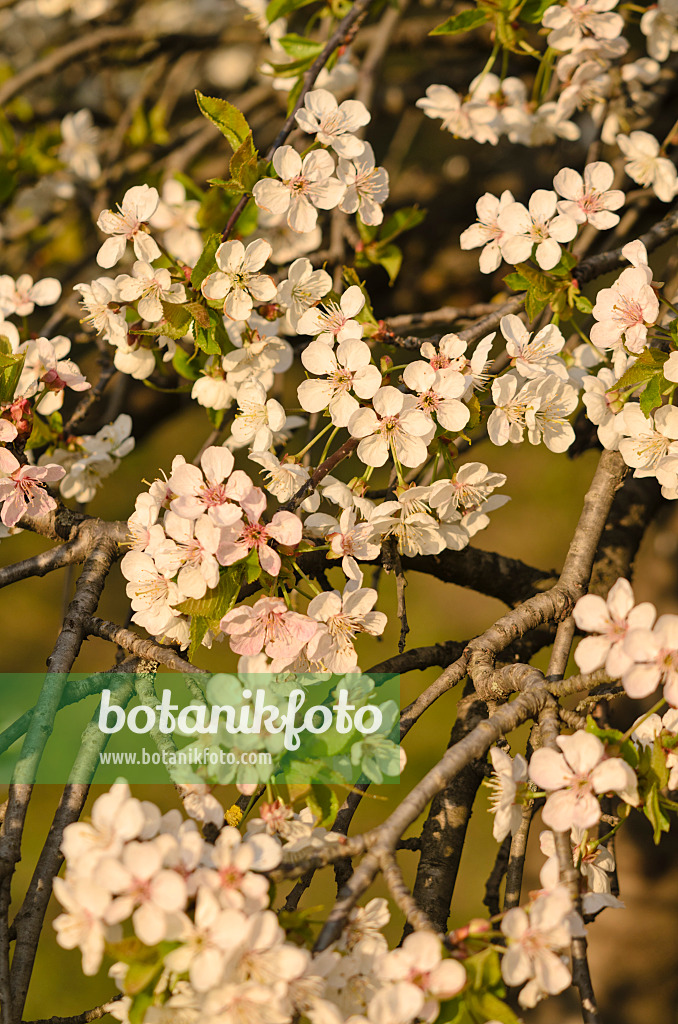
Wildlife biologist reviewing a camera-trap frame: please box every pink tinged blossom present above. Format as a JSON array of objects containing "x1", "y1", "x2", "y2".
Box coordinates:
[
  {"x1": 0, "y1": 449, "x2": 64, "y2": 527},
  {"x1": 306, "y1": 574, "x2": 387, "y2": 673},
  {"x1": 0, "y1": 419, "x2": 17, "y2": 442},
  {"x1": 500, "y1": 886, "x2": 576, "y2": 1009},
  {"x1": 521, "y1": 373, "x2": 578, "y2": 453},
  {"x1": 296, "y1": 284, "x2": 365, "y2": 345},
  {"x1": 252, "y1": 146, "x2": 345, "y2": 234},
  {"x1": 298, "y1": 338, "x2": 382, "y2": 427},
  {"x1": 379, "y1": 932, "x2": 466, "y2": 1022},
  {"x1": 61, "y1": 782, "x2": 146, "y2": 869},
  {"x1": 169, "y1": 446, "x2": 243, "y2": 523},
  {"x1": 218, "y1": 505, "x2": 302, "y2": 576},
  {"x1": 160, "y1": 511, "x2": 222, "y2": 598},
  {"x1": 402, "y1": 361, "x2": 470, "y2": 433},
  {"x1": 590, "y1": 267, "x2": 659, "y2": 352},
  {"x1": 623, "y1": 614, "x2": 678, "y2": 705},
  {"x1": 337, "y1": 142, "x2": 390, "y2": 226},
  {"x1": 97, "y1": 840, "x2": 187, "y2": 945},
  {"x1": 96, "y1": 184, "x2": 161, "y2": 268},
  {"x1": 529, "y1": 731, "x2": 639, "y2": 831},
  {"x1": 220, "y1": 596, "x2": 317, "y2": 666},
  {"x1": 231, "y1": 379, "x2": 287, "y2": 450},
  {"x1": 573, "y1": 577, "x2": 656, "y2": 676},
  {"x1": 0, "y1": 274, "x2": 62, "y2": 318},
  {"x1": 553, "y1": 161, "x2": 624, "y2": 229},
  {"x1": 201, "y1": 238, "x2": 276, "y2": 321},
  {"x1": 498, "y1": 190, "x2": 578, "y2": 271},
  {"x1": 459, "y1": 190, "x2": 515, "y2": 274},
  {"x1": 294, "y1": 88, "x2": 370, "y2": 157},
  {"x1": 348, "y1": 386, "x2": 433, "y2": 469}
]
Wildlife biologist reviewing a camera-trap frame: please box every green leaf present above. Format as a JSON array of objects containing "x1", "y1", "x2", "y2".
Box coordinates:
[
  {"x1": 161, "y1": 301, "x2": 191, "y2": 332},
  {"x1": 0, "y1": 338, "x2": 25, "y2": 403},
  {"x1": 191, "y1": 234, "x2": 221, "y2": 290},
  {"x1": 188, "y1": 616, "x2": 210, "y2": 661},
  {"x1": 194, "y1": 307, "x2": 232, "y2": 356},
  {"x1": 613, "y1": 348, "x2": 668, "y2": 394},
  {"x1": 644, "y1": 781, "x2": 670, "y2": 844},
  {"x1": 176, "y1": 566, "x2": 244, "y2": 620},
  {"x1": 306, "y1": 784, "x2": 339, "y2": 827},
  {"x1": 244, "y1": 547, "x2": 262, "y2": 584},
  {"x1": 25, "y1": 413, "x2": 54, "y2": 451},
  {"x1": 195, "y1": 91, "x2": 251, "y2": 152},
  {"x1": 373, "y1": 242, "x2": 402, "y2": 284},
  {"x1": 640, "y1": 373, "x2": 664, "y2": 417},
  {"x1": 228, "y1": 133, "x2": 260, "y2": 191},
  {"x1": 504, "y1": 272, "x2": 529, "y2": 292},
  {"x1": 279, "y1": 32, "x2": 324, "y2": 58},
  {"x1": 430, "y1": 8, "x2": 490, "y2": 35},
  {"x1": 525, "y1": 288, "x2": 549, "y2": 321},
  {"x1": 574, "y1": 293, "x2": 593, "y2": 314},
  {"x1": 585, "y1": 715, "x2": 638, "y2": 768},
  {"x1": 520, "y1": 0, "x2": 559, "y2": 21},
  {"x1": 266, "y1": 0, "x2": 319, "y2": 22},
  {"x1": 377, "y1": 206, "x2": 427, "y2": 246},
  {"x1": 266, "y1": 55, "x2": 317, "y2": 78},
  {"x1": 172, "y1": 346, "x2": 201, "y2": 381},
  {"x1": 184, "y1": 301, "x2": 210, "y2": 329}
]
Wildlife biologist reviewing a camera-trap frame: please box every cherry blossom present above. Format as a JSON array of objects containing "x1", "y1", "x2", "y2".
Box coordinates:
[
  {"x1": 522, "y1": 373, "x2": 578, "y2": 453},
  {"x1": 501, "y1": 886, "x2": 577, "y2": 1008},
  {"x1": 119, "y1": 549, "x2": 184, "y2": 637},
  {"x1": 379, "y1": 932, "x2": 467, "y2": 1020},
  {"x1": 201, "y1": 238, "x2": 277, "y2": 321},
  {"x1": 276, "y1": 258, "x2": 332, "y2": 328},
  {"x1": 0, "y1": 274, "x2": 62, "y2": 318},
  {"x1": 617, "y1": 131, "x2": 678, "y2": 202},
  {"x1": 501, "y1": 315, "x2": 566, "y2": 379},
  {"x1": 148, "y1": 178, "x2": 203, "y2": 265},
  {"x1": 641, "y1": 0, "x2": 678, "y2": 61},
  {"x1": 460, "y1": 190, "x2": 515, "y2": 273},
  {"x1": 337, "y1": 142, "x2": 390, "y2": 226},
  {"x1": 553, "y1": 161, "x2": 625, "y2": 229},
  {"x1": 52, "y1": 877, "x2": 112, "y2": 976},
  {"x1": 95, "y1": 184, "x2": 161, "y2": 268},
  {"x1": 529, "y1": 730, "x2": 639, "y2": 830},
  {"x1": 618, "y1": 403, "x2": 678, "y2": 476},
  {"x1": 416, "y1": 85, "x2": 499, "y2": 144},
  {"x1": 75, "y1": 277, "x2": 127, "y2": 342},
  {"x1": 542, "y1": 0, "x2": 624, "y2": 53},
  {"x1": 306, "y1": 565, "x2": 387, "y2": 672},
  {"x1": 487, "y1": 746, "x2": 529, "y2": 842},
  {"x1": 368, "y1": 488, "x2": 448, "y2": 557},
  {"x1": 296, "y1": 284, "x2": 365, "y2": 345},
  {"x1": 306, "y1": 506, "x2": 381, "y2": 568},
  {"x1": 220, "y1": 596, "x2": 317, "y2": 666},
  {"x1": 582, "y1": 369, "x2": 625, "y2": 449},
  {"x1": 96, "y1": 839, "x2": 187, "y2": 945},
  {"x1": 487, "y1": 373, "x2": 539, "y2": 446},
  {"x1": 59, "y1": 109, "x2": 101, "y2": 181},
  {"x1": 498, "y1": 190, "x2": 578, "y2": 271},
  {"x1": 169, "y1": 447, "x2": 246, "y2": 524},
  {"x1": 0, "y1": 450, "x2": 65, "y2": 527},
  {"x1": 294, "y1": 88, "x2": 370, "y2": 157},
  {"x1": 573, "y1": 577, "x2": 656, "y2": 675},
  {"x1": 298, "y1": 339, "x2": 382, "y2": 427},
  {"x1": 590, "y1": 265, "x2": 659, "y2": 353},
  {"x1": 402, "y1": 361, "x2": 470, "y2": 433},
  {"x1": 623, "y1": 614, "x2": 678, "y2": 705},
  {"x1": 348, "y1": 386, "x2": 433, "y2": 468},
  {"x1": 115, "y1": 261, "x2": 186, "y2": 321},
  {"x1": 539, "y1": 828, "x2": 623, "y2": 916},
  {"x1": 231, "y1": 379, "x2": 286, "y2": 451},
  {"x1": 217, "y1": 486, "x2": 302, "y2": 576},
  {"x1": 252, "y1": 147, "x2": 345, "y2": 234}
]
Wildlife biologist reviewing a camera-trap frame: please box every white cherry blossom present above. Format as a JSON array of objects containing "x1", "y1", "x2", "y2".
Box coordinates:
[
  {"x1": 296, "y1": 284, "x2": 365, "y2": 345},
  {"x1": 619, "y1": 403, "x2": 678, "y2": 476},
  {"x1": 487, "y1": 746, "x2": 529, "y2": 842},
  {"x1": 573, "y1": 577, "x2": 656, "y2": 675},
  {"x1": 460, "y1": 190, "x2": 515, "y2": 273},
  {"x1": 348, "y1": 386, "x2": 433, "y2": 468},
  {"x1": 0, "y1": 274, "x2": 61, "y2": 318},
  {"x1": 276, "y1": 258, "x2": 332, "y2": 328},
  {"x1": 617, "y1": 131, "x2": 678, "y2": 202},
  {"x1": 294, "y1": 89, "x2": 370, "y2": 157},
  {"x1": 95, "y1": 184, "x2": 161, "y2": 268},
  {"x1": 252, "y1": 147, "x2": 345, "y2": 234},
  {"x1": 202, "y1": 238, "x2": 276, "y2": 321},
  {"x1": 498, "y1": 190, "x2": 578, "y2": 271},
  {"x1": 402, "y1": 361, "x2": 470, "y2": 433},
  {"x1": 299, "y1": 338, "x2": 381, "y2": 427},
  {"x1": 487, "y1": 373, "x2": 540, "y2": 446},
  {"x1": 529, "y1": 730, "x2": 639, "y2": 831},
  {"x1": 623, "y1": 614, "x2": 678, "y2": 705},
  {"x1": 501, "y1": 315, "x2": 566, "y2": 379},
  {"x1": 501, "y1": 886, "x2": 577, "y2": 1008},
  {"x1": 542, "y1": 0, "x2": 624, "y2": 52},
  {"x1": 115, "y1": 261, "x2": 186, "y2": 321},
  {"x1": 553, "y1": 161, "x2": 624, "y2": 229},
  {"x1": 337, "y1": 142, "x2": 390, "y2": 226},
  {"x1": 231, "y1": 379, "x2": 286, "y2": 450}
]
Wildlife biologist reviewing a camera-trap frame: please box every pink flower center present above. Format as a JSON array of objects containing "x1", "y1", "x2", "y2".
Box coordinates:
[
  {"x1": 242, "y1": 521, "x2": 269, "y2": 550},
  {"x1": 201, "y1": 482, "x2": 228, "y2": 507}
]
